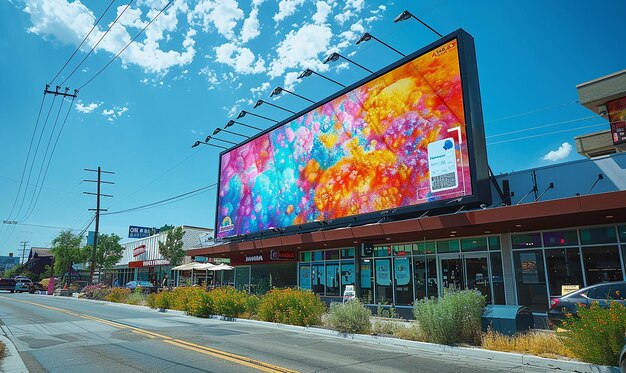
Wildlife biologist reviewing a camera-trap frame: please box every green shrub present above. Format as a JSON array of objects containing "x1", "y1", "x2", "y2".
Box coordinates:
[
  {"x1": 146, "y1": 293, "x2": 157, "y2": 308},
  {"x1": 372, "y1": 319, "x2": 404, "y2": 335},
  {"x1": 327, "y1": 299, "x2": 371, "y2": 334},
  {"x1": 560, "y1": 301, "x2": 626, "y2": 365},
  {"x1": 169, "y1": 287, "x2": 205, "y2": 313},
  {"x1": 82, "y1": 284, "x2": 111, "y2": 300},
  {"x1": 258, "y1": 288, "x2": 326, "y2": 326},
  {"x1": 188, "y1": 291, "x2": 214, "y2": 317},
  {"x1": 105, "y1": 288, "x2": 131, "y2": 303},
  {"x1": 154, "y1": 291, "x2": 171, "y2": 309},
  {"x1": 209, "y1": 287, "x2": 248, "y2": 318},
  {"x1": 126, "y1": 288, "x2": 146, "y2": 305},
  {"x1": 413, "y1": 288, "x2": 486, "y2": 345},
  {"x1": 246, "y1": 294, "x2": 261, "y2": 317}
]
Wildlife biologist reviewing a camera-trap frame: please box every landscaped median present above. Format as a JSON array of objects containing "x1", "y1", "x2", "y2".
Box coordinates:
[{"x1": 79, "y1": 285, "x2": 623, "y2": 370}]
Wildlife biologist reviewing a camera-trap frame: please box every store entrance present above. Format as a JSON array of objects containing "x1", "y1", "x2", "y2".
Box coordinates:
[{"x1": 439, "y1": 254, "x2": 491, "y2": 303}]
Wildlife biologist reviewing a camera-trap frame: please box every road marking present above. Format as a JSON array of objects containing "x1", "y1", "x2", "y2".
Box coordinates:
[{"x1": 0, "y1": 296, "x2": 299, "y2": 373}]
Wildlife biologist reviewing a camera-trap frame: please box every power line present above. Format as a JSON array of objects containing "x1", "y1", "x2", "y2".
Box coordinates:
[
  {"x1": 103, "y1": 183, "x2": 216, "y2": 216},
  {"x1": 79, "y1": 0, "x2": 173, "y2": 90},
  {"x1": 21, "y1": 97, "x2": 76, "y2": 222},
  {"x1": 61, "y1": 0, "x2": 134, "y2": 87},
  {"x1": 486, "y1": 100, "x2": 578, "y2": 124},
  {"x1": 487, "y1": 122, "x2": 606, "y2": 146},
  {"x1": 49, "y1": 0, "x2": 116, "y2": 85},
  {"x1": 486, "y1": 114, "x2": 600, "y2": 139}
]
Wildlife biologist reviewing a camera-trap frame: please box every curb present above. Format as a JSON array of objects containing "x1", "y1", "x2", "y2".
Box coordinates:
[
  {"x1": 35, "y1": 294, "x2": 620, "y2": 373},
  {"x1": 0, "y1": 335, "x2": 28, "y2": 373}
]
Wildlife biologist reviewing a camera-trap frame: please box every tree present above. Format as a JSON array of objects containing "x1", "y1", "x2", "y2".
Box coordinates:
[
  {"x1": 50, "y1": 230, "x2": 86, "y2": 284},
  {"x1": 159, "y1": 224, "x2": 175, "y2": 232},
  {"x1": 94, "y1": 233, "x2": 124, "y2": 272},
  {"x1": 158, "y1": 226, "x2": 185, "y2": 267}
]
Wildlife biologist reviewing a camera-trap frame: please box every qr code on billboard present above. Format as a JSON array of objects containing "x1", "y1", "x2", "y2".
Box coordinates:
[{"x1": 431, "y1": 172, "x2": 457, "y2": 191}]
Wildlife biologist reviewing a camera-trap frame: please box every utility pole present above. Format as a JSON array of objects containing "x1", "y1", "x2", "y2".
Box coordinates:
[
  {"x1": 19, "y1": 241, "x2": 29, "y2": 264},
  {"x1": 84, "y1": 167, "x2": 114, "y2": 285}
]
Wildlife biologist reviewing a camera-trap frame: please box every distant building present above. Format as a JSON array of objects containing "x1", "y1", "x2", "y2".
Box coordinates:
[
  {"x1": 24, "y1": 248, "x2": 53, "y2": 275},
  {"x1": 0, "y1": 253, "x2": 20, "y2": 275}
]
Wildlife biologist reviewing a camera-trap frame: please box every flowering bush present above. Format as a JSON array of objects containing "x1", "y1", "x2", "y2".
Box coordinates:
[
  {"x1": 327, "y1": 299, "x2": 371, "y2": 334},
  {"x1": 169, "y1": 287, "x2": 205, "y2": 313},
  {"x1": 246, "y1": 294, "x2": 261, "y2": 317},
  {"x1": 105, "y1": 288, "x2": 131, "y2": 303},
  {"x1": 209, "y1": 286, "x2": 248, "y2": 318},
  {"x1": 560, "y1": 301, "x2": 626, "y2": 365},
  {"x1": 188, "y1": 291, "x2": 214, "y2": 317},
  {"x1": 413, "y1": 287, "x2": 486, "y2": 345},
  {"x1": 153, "y1": 290, "x2": 171, "y2": 309},
  {"x1": 258, "y1": 288, "x2": 326, "y2": 326},
  {"x1": 81, "y1": 284, "x2": 111, "y2": 300}
]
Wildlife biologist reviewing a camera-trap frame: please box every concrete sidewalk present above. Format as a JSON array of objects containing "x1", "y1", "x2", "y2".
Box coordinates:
[{"x1": 0, "y1": 335, "x2": 28, "y2": 373}]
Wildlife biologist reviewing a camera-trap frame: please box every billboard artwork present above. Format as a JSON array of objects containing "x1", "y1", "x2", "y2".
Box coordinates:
[
  {"x1": 217, "y1": 30, "x2": 487, "y2": 239},
  {"x1": 607, "y1": 97, "x2": 626, "y2": 145}
]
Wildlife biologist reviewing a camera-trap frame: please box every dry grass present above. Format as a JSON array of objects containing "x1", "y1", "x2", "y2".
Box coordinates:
[
  {"x1": 0, "y1": 341, "x2": 5, "y2": 359},
  {"x1": 481, "y1": 329, "x2": 575, "y2": 359}
]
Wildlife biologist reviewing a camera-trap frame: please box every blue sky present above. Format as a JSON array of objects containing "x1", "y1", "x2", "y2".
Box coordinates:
[{"x1": 0, "y1": 0, "x2": 624, "y2": 256}]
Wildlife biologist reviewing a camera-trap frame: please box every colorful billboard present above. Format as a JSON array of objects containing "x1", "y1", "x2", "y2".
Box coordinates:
[
  {"x1": 607, "y1": 97, "x2": 626, "y2": 145},
  {"x1": 216, "y1": 29, "x2": 489, "y2": 239}
]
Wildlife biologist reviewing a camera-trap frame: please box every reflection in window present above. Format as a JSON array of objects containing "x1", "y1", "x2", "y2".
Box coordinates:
[
  {"x1": 311, "y1": 264, "x2": 325, "y2": 294},
  {"x1": 583, "y1": 246, "x2": 623, "y2": 285},
  {"x1": 375, "y1": 258, "x2": 393, "y2": 304},
  {"x1": 490, "y1": 252, "x2": 505, "y2": 304},
  {"x1": 513, "y1": 250, "x2": 548, "y2": 312},
  {"x1": 299, "y1": 264, "x2": 311, "y2": 290},
  {"x1": 341, "y1": 262, "x2": 355, "y2": 295},
  {"x1": 394, "y1": 257, "x2": 413, "y2": 305},
  {"x1": 341, "y1": 248, "x2": 355, "y2": 259},
  {"x1": 325, "y1": 263, "x2": 340, "y2": 296},
  {"x1": 542, "y1": 230, "x2": 578, "y2": 247},
  {"x1": 461, "y1": 237, "x2": 488, "y2": 252},
  {"x1": 415, "y1": 242, "x2": 436, "y2": 255},
  {"x1": 545, "y1": 248, "x2": 583, "y2": 297},
  {"x1": 511, "y1": 233, "x2": 542, "y2": 249},
  {"x1": 580, "y1": 227, "x2": 617, "y2": 245},
  {"x1": 437, "y1": 239, "x2": 460, "y2": 253},
  {"x1": 488, "y1": 236, "x2": 501, "y2": 250}
]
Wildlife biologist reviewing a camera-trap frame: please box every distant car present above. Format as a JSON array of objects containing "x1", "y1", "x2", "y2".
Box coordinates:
[
  {"x1": 125, "y1": 281, "x2": 155, "y2": 293},
  {"x1": 14, "y1": 277, "x2": 33, "y2": 293},
  {"x1": 548, "y1": 281, "x2": 626, "y2": 326},
  {"x1": 0, "y1": 277, "x2": 16, "y2": 293}
]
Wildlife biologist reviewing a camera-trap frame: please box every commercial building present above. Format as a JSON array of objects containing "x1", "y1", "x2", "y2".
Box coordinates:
[
  {"x1": 189, "y1": 33, "x2": 626, "y2": 317},
  {"x1": 0, "y1": 253, "x2": 20, "y2": 275},
  {"x1": 112, "y1": 225, "x2": 213, "y2": 286}
]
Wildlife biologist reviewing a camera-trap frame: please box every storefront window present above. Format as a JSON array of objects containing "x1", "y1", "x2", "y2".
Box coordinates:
[
  {"x1": 325, "y1": 250, "x2": 340, "y2": 260},
  {"x1": 235, "y1": 266, "x2": 250, "y2": 292},
  {"x1": 360, "y1": 259, "x2": 374, "y2": 304},
  {"x1": 414, "y1": 242, "x2": 436, "y2": 255},
  {"x1": 300, "y1": 252, "x2": 311, "y2": 261},
  {"x1": 299, "y1": 264, "x2": 311, "y2": 290},
  {"x1": 580, "y1": 227, "x2": 617, "y2": 245},
  {"x1": 461, "y1": 237, "x2": 488, "y2": 252},
  {"x1": 542, "y1": 230, "x2": 578, "y2": 247},
  {"x1": 488, "y1": 236, "x2": 501, "y2": 250},
  {"x1": 250, "y1": 263, "x2": 297, "y2": 295},
  {"x1": 312, "y1": 251, "x2": 323, "y2": 261},
  {"x1": 326, "y1": 263, "x2": 340, "y2": 296},
  {"x1": 311, "y1": 263, "x2": 325, "y2": 294},
  {"x1": 437, "y1": 239, "x2": 460, "y2": 253},
  {"x1": 513, "y1": 250, "x2": 548, "y2": 311},
  {"x1": 545, "y1": 248, "x2": 584, "y2": 297},
  {"x1": 341, "y1": 262, "x2": 355, "y2": 295},
  {"x1": 490, "y1": 252, "x2": 505, "y2": 304},
  {"x1": 375, "y1": 258, "x2": 393, "y2": 304},
  {"x1": 341, "y1": 248, "x2": 355, "y2": 259},
  {"x1": 583, "y1": 246, "x2": 623, "y2": 285},
  {"x1": 393, "y1": 256, "x2": 413, "y2": 305},
  {"x1": 393, "y1": 244, "x2": 411, "y2": 256},
  {"x1": 511, "y1": 233, "x2": 542, "y2": 249},
  {"x1": 375, "y1": 245, "x2": 391, "y2": 257},
  {"x1": 619, "y1": 226, "x2": 626, "y2": 242}
]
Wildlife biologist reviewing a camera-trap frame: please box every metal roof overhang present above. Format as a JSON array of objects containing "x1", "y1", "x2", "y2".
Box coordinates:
[{"x1": 188, "y1": 191, "x2": 626, "y2": 258}]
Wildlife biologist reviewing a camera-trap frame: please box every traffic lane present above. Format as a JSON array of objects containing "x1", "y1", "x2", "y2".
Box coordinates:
[
  {"x1": 5, "y1": 294, "x2": 561, "y2": 373},
  {"x1": 0, "y1": 295, "x2": 277, "y2": 373}
]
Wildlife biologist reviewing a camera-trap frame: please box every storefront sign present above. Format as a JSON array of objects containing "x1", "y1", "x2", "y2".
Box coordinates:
[
  {"x1": 520, "y1": 252, "x2": 539, "y2": 284},
  {"x1": 128, "y1": 225, "x2": 159, "y2": 239},
  {"x1": 561, "y1": 284, "x2": 580, "y2": 295},
  {"x1": 144, "y1": 259, "x2": 169, "y2": 266},
  {"x1": 245, "y1": 255, "x2": 264, "y2": 263},
  {"x1": 133, "y1": 244, "x2": 147, "y2": 257},
  {"x1": 129, "y1": 261, "x2": 143, "y2": 268},
  {"x1": 376, "y1": 259, "x2": 391, "y2": 286},
  {"x1": 194, "y1": 256, "x2": 208, "y2": 263},
  {"x1": 270, "y1": 250, "x2": 296, "y2": 260},
  {"x1": 394, "y1": 257, "x2": 410, "y2": 286}
]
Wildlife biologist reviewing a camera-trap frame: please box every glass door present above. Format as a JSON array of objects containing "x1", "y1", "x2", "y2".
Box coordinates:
[
  {"x1": 464, "y1": 254, "x2": 491, "y2": 304},
  {"x1": 439, "y1": 255, "x2": 463, "y2": 292}
]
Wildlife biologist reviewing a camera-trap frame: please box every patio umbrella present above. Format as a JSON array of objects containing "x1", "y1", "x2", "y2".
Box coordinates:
[{"x1": 171, "y1": 262, "x2": 206, "y2": 286}]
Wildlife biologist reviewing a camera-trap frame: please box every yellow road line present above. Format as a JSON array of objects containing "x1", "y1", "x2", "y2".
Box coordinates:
[{"x1": 0, "y1": 296, "x2": 298, "y2": 373}]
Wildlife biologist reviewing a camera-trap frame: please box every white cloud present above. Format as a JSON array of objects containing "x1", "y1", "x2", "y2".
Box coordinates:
[
  {"x1": 102, "y1": 109, "x2": 115, "y2": 116},
  {"x1": 268, "y1": 24, "x2": 333, "y2": 78},
  {"x1": 189, "y1": 0, "x2": 243, "y2": 40},
  {"x1": 240, "y1": 8, "x2": 260, "y2": 43},
  {"x1": 101, "y1": 105, "x2": 129, "y2": 122},
  {"x1": 273, "y1": 0, "x2": 305, "y2": 23},
  {"x1": 312, "y1": 1, "x2": 332, "y2": 24},
  {"x1": 214, "y1": 43, "x2": 265, "y2": 74},
  {"x1": 23, "y1": 0, "x2": 196, "y2": 74},
  {"x1": 336, "y1": 20, "x2": 364, "y2": 48},
  {"x1": 75, "y1": 101, "x2": 99, "y2": 113},
  {"x1": 543, "y1": 142, "x2": 572, "y2": 162},
  {"x1": 283, "y1": 71, "x2": 300, "y2": 91},
  {"x1": 250, "y1": 82, "x2": 270, "y2": 96},
  {"x1": 334, "y1": 9, "x2": 354, "y2": 25}
]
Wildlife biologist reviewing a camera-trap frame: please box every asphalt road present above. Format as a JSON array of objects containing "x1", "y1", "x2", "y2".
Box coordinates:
[{"x1": 0, "y1": 293, "x2": 563, "y2": 372}]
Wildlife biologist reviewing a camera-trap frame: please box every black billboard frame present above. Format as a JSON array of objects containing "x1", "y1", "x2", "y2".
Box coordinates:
[{"x1": 214, "y1": 28, "x2": 491, "y2": 240}]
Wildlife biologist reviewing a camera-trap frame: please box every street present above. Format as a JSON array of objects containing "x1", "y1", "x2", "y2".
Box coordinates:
[{"x1": 0, "y1": 294, "x2": 569, "y2": 372}]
